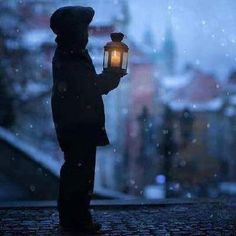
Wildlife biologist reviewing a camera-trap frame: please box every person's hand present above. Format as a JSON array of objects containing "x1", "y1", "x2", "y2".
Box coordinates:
[
  {"x1": 105, "y1": 70, "x2": 127, "y2": 79},
  {"x1": 114, "y1": 71, "x2": 127, "y2": 78}
]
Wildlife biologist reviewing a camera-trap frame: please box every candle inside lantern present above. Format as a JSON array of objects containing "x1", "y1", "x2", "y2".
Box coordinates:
[
  {"x1": 111, "y1": 50, "x2": 121, "y2": 67},
  {"x1": 103, "y1": 32, "x2": 129, "y2": 73}
]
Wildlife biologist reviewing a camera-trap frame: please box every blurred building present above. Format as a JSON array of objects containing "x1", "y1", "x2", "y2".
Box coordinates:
[
  {"x1": 221, "y1": 71, "x2": 236, "y2": 182},
  {"x1": 155, "y1": 26, "x2": 176, "y2": 77},
  {"x1": 1, "y1": 0, "x2": 236, "y2": 200},
  {"x1": 158, "y1": 66, "x2": 236, "y2": 196}
]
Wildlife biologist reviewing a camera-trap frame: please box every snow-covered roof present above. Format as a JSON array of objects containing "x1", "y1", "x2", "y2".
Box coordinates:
[
  {"x1": 161, "y1": 70, "x2": 224, "y2": 112},
  {"x1": 168, "y1": 97, "x2": 224, "y2": 112},
  {"x1": 160, "y1": 73, "x2": 193, "y2": 90},
  {"x1": 0, "y1": 127, "x2": 60, "y2": 177},
  {"x1": 18, "y1": 82, "x2": 50, "y2": 101},
  {"x1": 21, "y1": 29, "x2": 54, "y2": 50}
]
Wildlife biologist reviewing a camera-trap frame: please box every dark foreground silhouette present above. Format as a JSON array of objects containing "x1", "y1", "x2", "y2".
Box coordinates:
[{"x1": 50, "y1": 6, "x2": 126, "y2": 233}]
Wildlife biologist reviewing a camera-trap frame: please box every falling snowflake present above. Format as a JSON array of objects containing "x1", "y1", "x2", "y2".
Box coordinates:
[
  {"x1": 130, "y1": 179, "x2": 135, "y2": 185},
  {"x1": 186, "y1": 192, "x2": 192, "y2": 198},
  {"x1": 30, "y1": 185, "x2": 36, "y2": 192},
  {"x1": 192, "y1": 139, "x2": 197, "y2": 143},
  {"x1": 201, "y1": 20, "x2": 206, "y2": 25}
]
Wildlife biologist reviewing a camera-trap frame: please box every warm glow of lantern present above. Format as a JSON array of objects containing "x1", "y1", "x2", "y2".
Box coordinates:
[
  {"x1": 111, "y1": 50, "x2": 121, "y2": 67},
  {"x1": 103, "y1": 32, "x2": 129, "y2": 73}
]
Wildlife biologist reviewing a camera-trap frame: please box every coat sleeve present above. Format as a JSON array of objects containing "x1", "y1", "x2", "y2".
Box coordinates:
[
  {"x1": 84, "y1": 51, "x2": 122, "y2": 95},
  {"x1": 94, "y1": 72, "x2": 121, "y2": 95}
]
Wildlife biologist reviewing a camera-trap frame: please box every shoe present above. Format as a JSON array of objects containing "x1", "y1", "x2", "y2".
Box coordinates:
[{"x1": 60, "y1": 220, "x2": 101, "y2": 233}]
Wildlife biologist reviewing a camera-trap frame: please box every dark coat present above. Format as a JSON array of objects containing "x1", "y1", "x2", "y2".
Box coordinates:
[
  {"x1": 50, "y1": 6, "x2": 121, "y2": 150},
  {"x1": 51, "y1": 48, "x2": 121, "y2": 150}
]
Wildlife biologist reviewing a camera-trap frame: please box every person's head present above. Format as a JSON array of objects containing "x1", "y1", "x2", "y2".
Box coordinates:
[{"x1": 50, "y1": 6, "x2": 94, "y2": 49}]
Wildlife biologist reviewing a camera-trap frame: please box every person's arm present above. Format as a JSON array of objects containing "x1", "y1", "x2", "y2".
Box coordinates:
[{"x1": 95, "y1": 71, "x2": 126, "y2": 95}]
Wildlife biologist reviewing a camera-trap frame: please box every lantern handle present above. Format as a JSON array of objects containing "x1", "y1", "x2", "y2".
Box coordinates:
[{"x1": 111, "y1": 32, "x2": 124, "y2": 42}]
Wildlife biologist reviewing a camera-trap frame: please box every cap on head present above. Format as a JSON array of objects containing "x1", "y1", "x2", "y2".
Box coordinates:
[{"x1": 50, "y1": 6, "x2": 95, "y2": 35}]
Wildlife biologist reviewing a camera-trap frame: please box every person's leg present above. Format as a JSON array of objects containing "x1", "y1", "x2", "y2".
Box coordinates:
[
  {"x1": 81, "y1": 144, "x2": 96, "y2": 219},
  {"x1": 58, "y1": 143, "x2": 97, "y2": 225},
  {"x1": 71, "y1": 144, "x2": 96, "y2": 222},
  {"x1": 58, "y1": 161, "x2": 73, "y2": 225}
]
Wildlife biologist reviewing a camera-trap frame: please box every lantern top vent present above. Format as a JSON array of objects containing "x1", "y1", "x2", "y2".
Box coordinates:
[
  {"x1": 111, "y1": 32, "x2": 124, "y2": 42},
  {"x1": 104, "y1": 32, "x2": 129, "y2": 52}
]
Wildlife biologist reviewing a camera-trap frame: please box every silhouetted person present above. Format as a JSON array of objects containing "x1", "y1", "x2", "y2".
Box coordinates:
[{"x1": 50, "y1": 6, "x2": 126, "y2": 233}]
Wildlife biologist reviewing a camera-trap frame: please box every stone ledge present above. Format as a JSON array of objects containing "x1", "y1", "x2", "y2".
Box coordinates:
[
  {"x1": 0, "y1": 198, "x2": 223, "y2": 209},
  {"x1": 0, "y1": 199, "x2": 235, "y2": 235}
]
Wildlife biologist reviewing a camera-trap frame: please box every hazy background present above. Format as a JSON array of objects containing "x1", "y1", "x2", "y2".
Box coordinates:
[{"x1": 0, "y1": 0, "x2": 236, "y2": 201}]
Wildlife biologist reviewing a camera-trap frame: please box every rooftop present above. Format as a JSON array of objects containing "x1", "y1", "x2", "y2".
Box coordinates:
[{"x1": 0, "y1": 198, "x2": 235, "y2": 235}]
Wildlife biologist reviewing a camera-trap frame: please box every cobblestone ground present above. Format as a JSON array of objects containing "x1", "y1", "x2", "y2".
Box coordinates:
[{"x1": 0, "y1": 201, "x2": 236, "y2": 235}]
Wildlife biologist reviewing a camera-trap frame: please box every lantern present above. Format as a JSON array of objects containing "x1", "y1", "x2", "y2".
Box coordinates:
[{"x1": 103, "y1": 32, "x2": 129, "y2": 73}]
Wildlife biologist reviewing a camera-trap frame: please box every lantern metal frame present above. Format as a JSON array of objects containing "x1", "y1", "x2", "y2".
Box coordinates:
[{"x1": 103, "y1": 32, "x2": 129, "y2": 73}]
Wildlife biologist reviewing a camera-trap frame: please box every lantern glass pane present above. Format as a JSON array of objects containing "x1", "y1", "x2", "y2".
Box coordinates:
[
  {"x1": 111, "y1": 50, "x2": 121, "y2": 67},
  {"x1": 122, "y1": 52, "x2": 128, "y2": 69},
  {"x1": 103, "y1": 51, "x2": 109, "y2": 68}
]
